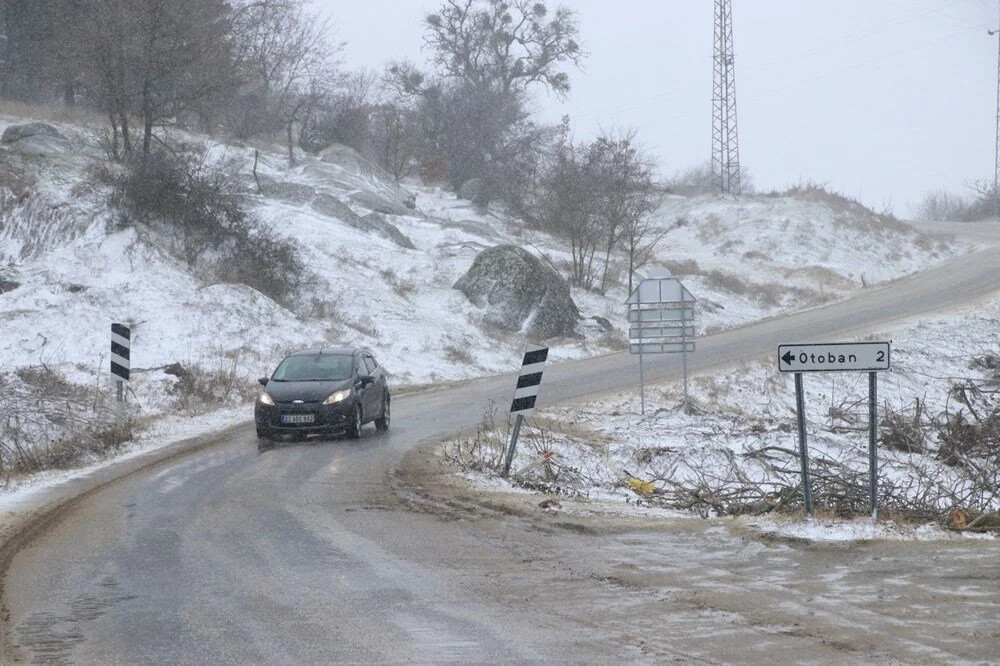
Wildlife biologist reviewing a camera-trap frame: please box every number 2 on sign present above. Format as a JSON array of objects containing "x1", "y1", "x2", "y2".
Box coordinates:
[{"x1": 876, "y1": 351, "x2": 885, "y2": 362}]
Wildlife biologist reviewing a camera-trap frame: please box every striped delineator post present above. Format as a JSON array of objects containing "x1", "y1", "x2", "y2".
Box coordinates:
[
  {"x1": 501, "y1": 344, "x2": 548, "y2": 478},
  {"x1": 111, "y1": 323, "x2": 131, "y2": 403}
]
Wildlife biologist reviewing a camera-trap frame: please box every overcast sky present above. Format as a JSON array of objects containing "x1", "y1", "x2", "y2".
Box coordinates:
[{"x1": 315, "y1": 0, "x2": 997, "y2": 217}]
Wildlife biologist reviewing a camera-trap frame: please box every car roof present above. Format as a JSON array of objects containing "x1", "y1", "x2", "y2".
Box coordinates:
[{"x1": 287, "y1": 347, "x2": 359, "y2": 357}]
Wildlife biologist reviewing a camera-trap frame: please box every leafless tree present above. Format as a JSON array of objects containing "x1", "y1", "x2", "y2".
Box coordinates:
[
  {"x1": 228, "y1": 0, "x2": 340, "y2": 164},
  {"x1": 73, "y1": 0, "x2": 233, "y2": 157},
  {"x1": 391, "y1": 0, "x2": 583, "y2": 205},
  {"x1": 423, "y1": 0, "x2": 584, "y2": 98},
  {"x1": 368, "y1": 101, "x2": 419, "y2": 181},
  {"x1": 584, "y1": 131, "x2": 661, "y2": 294},
  {"x1": 540, "y1": 117, "x2": 602, "y2": 288}
]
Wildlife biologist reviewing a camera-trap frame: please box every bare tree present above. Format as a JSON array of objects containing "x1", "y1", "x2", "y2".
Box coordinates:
[
  {"x1": 540, "y1": 117, "x2": 602, "y2": 288},
  {"x1": 228, "y1": 0, "x2": 339, "y2": 164},
  {"x1": 73, "y1": 0, "x2": 233, "y2": 157},
  {"x1": 390, "y1": 0, "x2": 584, "y2": 206},
  {"x1": 583, "y1": 131, "x2": 660, "y2": 293},
  {"x1": 424, "y1": 0, "x2": 584, "y2": 98},
  {"x1": 368, "y1": 101, "x2": 419, "y2": 181}
]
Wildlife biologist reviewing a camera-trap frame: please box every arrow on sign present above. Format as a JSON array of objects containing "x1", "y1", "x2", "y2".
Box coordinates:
[{"x1": 781, "y1": 351, "x2": 795, "y2": 366}]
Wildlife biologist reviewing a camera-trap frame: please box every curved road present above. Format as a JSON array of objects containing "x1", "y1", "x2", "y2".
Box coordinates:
[{"x1": 3, "y1": 226, "x2": 1000, "y2": 663}]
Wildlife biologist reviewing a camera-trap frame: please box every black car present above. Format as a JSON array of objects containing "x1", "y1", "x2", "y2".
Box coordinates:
[{"x1": 255, "y1": 347, "x2": 389, "y2": 444}]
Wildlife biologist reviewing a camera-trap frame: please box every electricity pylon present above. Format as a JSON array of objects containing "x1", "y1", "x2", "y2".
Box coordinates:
[
  {"x1": 712, "y1": 0, "x2": 741, "y2": 196},
  {"x1": 990, "y1": 2, "x2": 1000, "y2": 216}
]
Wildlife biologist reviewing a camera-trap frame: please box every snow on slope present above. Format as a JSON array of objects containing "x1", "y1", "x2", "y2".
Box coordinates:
[{"x1": 0, "y1": 109, "x2": 975, "y2": 482}]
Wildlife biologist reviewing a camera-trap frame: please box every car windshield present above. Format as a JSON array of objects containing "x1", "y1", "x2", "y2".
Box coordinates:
[{"x1": 272, "y1": 354, "x2": 353, "y2": 382}]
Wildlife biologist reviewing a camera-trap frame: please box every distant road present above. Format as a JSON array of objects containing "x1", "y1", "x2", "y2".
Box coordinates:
[{"x1": 3, "y1": 228, "x2": 999, "y2": 663}]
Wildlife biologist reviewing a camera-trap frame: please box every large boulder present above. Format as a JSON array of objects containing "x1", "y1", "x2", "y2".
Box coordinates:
[
  {"x1": 1, "y1": 122, "x2": 69, "y2": 156},
  {"x1": 309, "y1": 194, "x2": 415, "y2": 249},
  {"x1": 261, "y1": 181, "x2": 316, "y2": 205},
  {"x1": 360, "y1": 213, "x2": 415, "y2": 250},
  {"x1": 1, "y1": 122, "x2": 64, "y2": 144},
  {"x1": 318, "y1": 143, "x2": 416, "y2": 209},
  {"x1": 349, "y1": 190, "x2": 411, "y2": 216},
  {"x1": 310, "y1": 192, "x2": 362, "y2": 225},
  {"x1": 454, "y1": 244, "x2": 579, "y2": 339}
]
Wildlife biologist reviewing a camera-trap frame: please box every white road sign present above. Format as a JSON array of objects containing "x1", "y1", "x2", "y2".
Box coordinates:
[{"x1": 778, "y1": 342, "x2": 890, "y2": 373}]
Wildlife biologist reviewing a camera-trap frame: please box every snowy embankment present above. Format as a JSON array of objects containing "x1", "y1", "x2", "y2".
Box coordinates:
[
  {"x1": 450, "y1": 296, "x2": 1000, "y2": 542},
  {"x1": 0, "y1": 108, "x2": 973, "y2": 488}
]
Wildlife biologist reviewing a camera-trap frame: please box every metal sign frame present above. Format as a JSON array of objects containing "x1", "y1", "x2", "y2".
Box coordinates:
[{"x1": 626, "y1": 278, "x2": 696, "y2": 414}]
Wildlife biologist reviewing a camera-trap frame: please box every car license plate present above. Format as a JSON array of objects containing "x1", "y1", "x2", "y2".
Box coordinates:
[{"x1": 281, "y1": 413, "x2": 315, "y2": 424}]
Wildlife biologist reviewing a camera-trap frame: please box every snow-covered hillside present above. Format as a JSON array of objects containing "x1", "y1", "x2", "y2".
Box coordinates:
[
  {"x1": 452, "y1": 295, "x2": 1000, "y2": 540},
  {"x1": 0, "y1": 109, "x2": 974, "y2": 480}
]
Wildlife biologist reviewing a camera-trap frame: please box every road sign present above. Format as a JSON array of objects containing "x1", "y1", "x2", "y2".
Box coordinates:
[
  {"x1": 626, "y1": 278, "x2": 697, "y2": 413},
  {"x1": 111, "y1": 323, "x2": 131, "y2": 381},
  {"x1": 778, "y1": 342, "x2": 890, "y2": 373},
  {"x1": 503, "y1": 343, "x2": 548, "y2": 478},
  {"x1": 510, "y1": 344, "x2": 548, "y2": 416},
  {"x1": 778, "y1": 340, "x2": 891, "y2": 518}
]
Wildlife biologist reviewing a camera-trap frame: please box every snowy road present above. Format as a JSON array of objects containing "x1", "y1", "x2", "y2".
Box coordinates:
[{"x1": 2, "y1": 233, "x2": 1000, "y2": 663}]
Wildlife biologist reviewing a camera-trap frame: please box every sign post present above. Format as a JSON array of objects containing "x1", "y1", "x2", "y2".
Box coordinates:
[
  {"x1": 794, "y1": 372, "x2": 812, "y2": 515},
  {"x1": 868, "y1": 372, "x2": 878, "y2": 518},
  {"x1": 502, "y1": 344, "x2": 548, "y2": 479},
  {"x1": 111, "y1": 323, "x2": 131, "y2": 413},
  {"x1": 626, "y1": 278, "x2": 696, "y2": 414},
  {"x1": 778, "y1": 341, "x2": 890, "y2": 518}
]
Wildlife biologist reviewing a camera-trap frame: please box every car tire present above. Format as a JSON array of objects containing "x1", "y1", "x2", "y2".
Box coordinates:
[
  {"x1": 256, "y1": 426, "x2": 272, "y2": 450},
  {"x1": 375, "y1": 395, "x2": 390, "y2": 431},
  {"x1": 347, "y1": 404, "x2": 363, "y2": 439}
]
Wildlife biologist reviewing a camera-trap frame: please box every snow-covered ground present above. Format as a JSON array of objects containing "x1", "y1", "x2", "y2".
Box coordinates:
[
  {"x1": 453, "y1": 295, "x2": 1000, "y2": 541},
  {"x1": 0, "y1": 108, "x2": 977, "y2": 492}
]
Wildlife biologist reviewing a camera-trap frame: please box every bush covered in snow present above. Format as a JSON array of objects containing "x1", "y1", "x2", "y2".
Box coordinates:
[{"x1": 109, "y1": 147, "x2": 306, "y2": 306}]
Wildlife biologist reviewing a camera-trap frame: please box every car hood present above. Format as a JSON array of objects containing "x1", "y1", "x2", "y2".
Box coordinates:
[{"x1": 264, "y1": 378, "x2": 353, "y2": 403}]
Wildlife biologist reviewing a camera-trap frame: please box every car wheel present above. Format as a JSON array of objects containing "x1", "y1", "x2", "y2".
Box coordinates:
[
  {"x1": 256, "y1": 426, "x2": 272, "y2": 450},
  {"x1": 347, "y1": 404, "x2": 363, "y2": 439},
  {"x1": 375, "y1": 395, "x2": 390, "y2": 431}
]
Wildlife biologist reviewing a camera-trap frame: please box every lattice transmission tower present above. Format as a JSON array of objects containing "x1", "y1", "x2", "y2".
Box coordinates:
[
  {"x1": 712, "y1": 0, "x2": 741, "y2": 196},
  {"x1": 991, "y1": 2, "x2": 1000, "y2": 216}
]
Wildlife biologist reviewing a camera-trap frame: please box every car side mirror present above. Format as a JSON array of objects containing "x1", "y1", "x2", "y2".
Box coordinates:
[
  {"x1": 258, "y1": 377, "x2": 268, "y2": 386},
  {"x1": 358, "y1": 375, "x2": 374, "y2": 387}
]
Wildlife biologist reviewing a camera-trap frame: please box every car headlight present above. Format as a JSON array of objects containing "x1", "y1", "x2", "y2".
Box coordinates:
[
  {"x1": 259, "y1": 392, "x2": 275, "y2": 406},
  {"x1": 323, "y1": 389, "x2": 351, "y2": 405}
]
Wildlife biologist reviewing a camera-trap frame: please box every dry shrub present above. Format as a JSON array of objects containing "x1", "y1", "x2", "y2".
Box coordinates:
[
  {"x1": 443, "y1": 344, "x2": 475, "y2": 366},
  {"x1": 167, "y1": 360, "x2": 259, "y2": 413},
  {"x1": 0, "y1": 161, "x2": 35, "y2": 199},
  {"x1": 662, "y1": 258, "x2": 702, "y2": 276},
  {"x1": 0, "y1": 366, "x2": 137, "y2": 477},
  {"x1": 111, "y1": 146, "x2": 306, "y2": 306},
  {"x1": 880, "y1": 399, "x2": 927, "y2": 454},
  {"x1": 0, "y1": 190, "x2": 88, "y2": 262}
]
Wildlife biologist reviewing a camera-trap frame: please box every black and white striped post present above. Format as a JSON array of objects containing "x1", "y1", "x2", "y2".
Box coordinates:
[
  {"x1": 111, "y1": 323, "x2": 131, "y2": 403},
  {"x1": 501, "y1": 343, "x2": 548, "y2": 479}
]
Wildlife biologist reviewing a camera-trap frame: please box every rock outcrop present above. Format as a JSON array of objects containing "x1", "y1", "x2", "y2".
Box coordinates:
[
  {"x1": 454, "y1": 244, "x2": 579, "y2": 339},
  {"x1": 1, "y1": 122, "x2": 69, "y2": 156},
  {"x1": 309, "y1": 194, "x2": 414, "y2": 249}
]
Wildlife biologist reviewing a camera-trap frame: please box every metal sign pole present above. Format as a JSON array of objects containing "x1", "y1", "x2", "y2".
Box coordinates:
[
  {"x1": 794, "y1": 372, "x2": 813, "y2": 516},
  {"x1": 682, "y1": 337, "x2": 689, "y2": 409},
  {"x1": 501, "y1": 413, "x2": 525, "y2": 479},
  {"x1": 639, "y1": 349, "x2": 645, "y2": 415},
  {"x1": 868, "y1": 371, "x2": 878, "y2": 519}
]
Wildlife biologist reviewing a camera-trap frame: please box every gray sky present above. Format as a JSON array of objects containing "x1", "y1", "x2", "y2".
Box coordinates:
[{"x1": 316, "y1": 0, "x2": 997, "y2": 216}]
